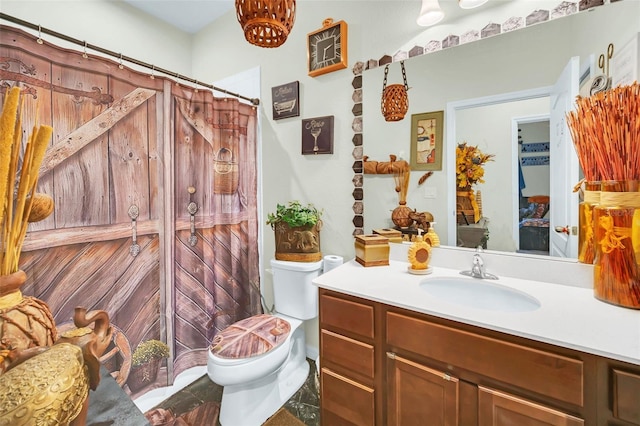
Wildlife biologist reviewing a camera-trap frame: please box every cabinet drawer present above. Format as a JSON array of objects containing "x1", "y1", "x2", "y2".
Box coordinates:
[
  {"x1": 321, "y1": 329, "x2": 375, "y2": 379},
  {"x1": 478, "y1": 386, "x2": 584, "y2": 426},
  {"x1": 387, "y1": 312, "x2": 584, "y2": 407},
  {"x1": 613, "y1": 369, "x2": 640, "y2": 424},
  {"x1": 321, "y1": 368, "x2": 375, "y2": 426},
  {"x1": 320, "y1": 293, "x2": 375, "y2": 340}
]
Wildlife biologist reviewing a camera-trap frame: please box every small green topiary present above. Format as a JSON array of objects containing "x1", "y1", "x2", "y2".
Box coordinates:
[
  {"x1": 132, "y1": 339, "x2": 170, "y2": 367},
  {"x1": 266, "y1": 201, "x2": 322, "y2": 229}
]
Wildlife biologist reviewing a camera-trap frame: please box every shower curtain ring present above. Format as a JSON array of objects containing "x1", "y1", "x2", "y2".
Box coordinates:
[
  {"x1": 118, "y1": 53, "x2": 124, "y2": 69},
  {"x1": 150, "y1": 65, "x2": 155, "y2": 80},
  {"x1": 82, "y1": 41, "x2": 88, "y2": 59},
  {"x1": 36, "y1": 25, "x2": 43, "y2": 44}
]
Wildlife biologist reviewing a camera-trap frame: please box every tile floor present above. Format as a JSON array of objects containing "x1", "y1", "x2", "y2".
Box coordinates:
[{"x1": 151, "y1": 358, "x2": 320, "y2": 426}]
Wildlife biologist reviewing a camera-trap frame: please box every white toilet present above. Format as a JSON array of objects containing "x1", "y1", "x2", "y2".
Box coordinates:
[{"x1": 207, "y1": 258, "x2": 323, "y2": 426}]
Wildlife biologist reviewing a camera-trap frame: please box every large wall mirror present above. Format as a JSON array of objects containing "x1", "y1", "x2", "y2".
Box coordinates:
[{"x1": 362, "y1": 0, "x2": 639, "y2": 259}]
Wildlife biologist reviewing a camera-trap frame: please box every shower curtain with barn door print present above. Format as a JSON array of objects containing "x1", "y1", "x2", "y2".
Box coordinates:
[
  {"x1": 0, "y1": 24, "x2": 261, "y2": 397},
  {"x1": 171, "y1": 85, "x2": 261, "y2": 377}
]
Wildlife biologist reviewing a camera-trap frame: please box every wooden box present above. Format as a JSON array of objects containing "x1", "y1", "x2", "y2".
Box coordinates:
[
  {"x1": 372, "y1": 228, "x2": 403, "y2": 243},
  {"x1": 355, "y1": 235, "x2": 390, "y2": 267}
]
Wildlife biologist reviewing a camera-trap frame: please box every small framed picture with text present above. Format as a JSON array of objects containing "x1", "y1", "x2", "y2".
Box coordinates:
[
  {"x1": 271, "y1": 81, "x2": 300, "y2": 120},
  {"x1": 301, "y1": 116, "x2": 334, "y2": 155}
]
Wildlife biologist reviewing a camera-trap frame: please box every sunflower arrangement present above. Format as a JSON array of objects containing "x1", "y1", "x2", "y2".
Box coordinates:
[
  {"x1": 455, "y1": 142, "x2": 495, "y2": 189},
  {"x1": 0, "y1": 86, "x2": 54, "y2": 275}
]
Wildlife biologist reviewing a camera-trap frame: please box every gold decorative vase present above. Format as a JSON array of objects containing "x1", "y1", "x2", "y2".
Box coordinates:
[
  {"x1": 0, "y1": 270, "x2": 58, "y2": 351},
  {"x1": 593, "y1": 180, "x2": 640, "y2": 309},
  {"x1": 274, "y1": 223, "x2": 322, "y2": 262}
]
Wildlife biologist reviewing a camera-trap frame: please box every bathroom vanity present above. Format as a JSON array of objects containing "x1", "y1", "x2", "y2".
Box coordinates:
[{"x1": 314, "y1": 248, "x2": 640, "y2": 425}]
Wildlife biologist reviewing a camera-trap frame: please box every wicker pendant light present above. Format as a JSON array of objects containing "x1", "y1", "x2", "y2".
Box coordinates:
[{"x1": 235, "y1": 0, "x2": 296, "y2": 48}]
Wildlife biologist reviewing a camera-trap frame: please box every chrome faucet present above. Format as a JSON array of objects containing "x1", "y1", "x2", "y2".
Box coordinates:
[{"x1": 461, "y1": 246, "x2": 498, "y2": 280}]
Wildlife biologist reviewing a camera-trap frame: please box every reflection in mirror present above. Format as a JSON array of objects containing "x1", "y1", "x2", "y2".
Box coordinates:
[
  {"x1": 452, "y1": 95, "x2": 551, "y2": 254},
  {"x1": 362, "y1": 0, "x2": 640, "y2": 259}
]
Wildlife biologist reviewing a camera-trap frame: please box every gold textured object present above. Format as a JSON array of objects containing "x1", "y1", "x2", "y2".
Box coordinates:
[
  {"x1": 355, "y1": 234, "x2": 389, "y2": 267},
  {"x1": 0, "y1": 309, "x2": 113, "y2": 425},
  {"x1": 0, "y1": 343, "x2": 89, "y2": 425},
  {"x1": 235, "y1": 0, "x2": 296, "y2": 48}
]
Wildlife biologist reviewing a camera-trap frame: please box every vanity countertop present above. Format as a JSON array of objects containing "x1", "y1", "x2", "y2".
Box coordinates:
[{"x1": 313, "y1": 258, "x2": 640, "y2": 366}]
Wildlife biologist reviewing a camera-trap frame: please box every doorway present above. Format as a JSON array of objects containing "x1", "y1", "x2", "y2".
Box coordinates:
[{"x1": 515, "y1": 117, "x2": 551, "y2": 255}]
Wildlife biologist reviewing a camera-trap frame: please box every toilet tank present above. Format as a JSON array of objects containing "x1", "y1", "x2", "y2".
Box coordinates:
[{"x1": 270, "y1": 259, "x2": 323, "y2": 320}]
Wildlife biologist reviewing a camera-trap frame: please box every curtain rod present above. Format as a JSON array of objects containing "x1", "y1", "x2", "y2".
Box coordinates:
[{"x1": 0, "y1": 13, "x2": 260, "y2": 106}]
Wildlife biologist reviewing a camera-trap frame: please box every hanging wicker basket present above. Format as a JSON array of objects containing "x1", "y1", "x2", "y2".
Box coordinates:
[
  {"x1": 235, "y1": 0, "x2": 296, "y2": 48},
  {"x1": 213, "y1": 147, "x2": 239, "y2": 194},
  {"x1": 381, "y1": 61, "x2": 409, "y2": 122}
]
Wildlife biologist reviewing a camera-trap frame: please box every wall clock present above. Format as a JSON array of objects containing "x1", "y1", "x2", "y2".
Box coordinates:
[{"x1": 307, "y1": 18, "x2": 348, "y2": 77}]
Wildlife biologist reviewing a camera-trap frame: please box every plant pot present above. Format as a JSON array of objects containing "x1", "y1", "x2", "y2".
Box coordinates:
[
  {"x1": 127, "y1": 358, "x2": 161, "y2": 393},
  {"x1": 274, "y1": 223, "x2": 322, "y2": 262},
  {"x1": 0, "y1": 270, "x2": 57, "y2": 351}
]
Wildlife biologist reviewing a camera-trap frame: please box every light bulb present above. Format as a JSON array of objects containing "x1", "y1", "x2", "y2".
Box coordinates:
[
  {"x1": 417, "y1": 0, "x2": 445, "y2": 27},
  {"x1": 458, "y1": 0, "x2": 489, "y2": 9}
]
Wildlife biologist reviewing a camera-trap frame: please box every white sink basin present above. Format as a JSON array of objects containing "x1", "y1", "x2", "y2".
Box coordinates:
[{"x1": 419, "y1": 276, "x2": 541, "y2": 313}]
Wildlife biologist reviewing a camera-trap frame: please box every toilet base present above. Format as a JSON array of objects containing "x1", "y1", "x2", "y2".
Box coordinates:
[{"x1": 216, "y1": 327, "x2": 309, "y2": 426}]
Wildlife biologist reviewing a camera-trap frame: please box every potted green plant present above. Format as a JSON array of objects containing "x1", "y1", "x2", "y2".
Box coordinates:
[
  {"x1": 267, "y1": 201, "x2": 323, "y2": 262},
  {"x1": 127, "y1": 339, "x2": 170, "y2": 393}
]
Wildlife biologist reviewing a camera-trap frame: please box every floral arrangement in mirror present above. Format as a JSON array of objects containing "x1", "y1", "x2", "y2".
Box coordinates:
[
  {"x1": 455, "y1": 142, "x2": 495, "y2": 190},
  {"x1": 455, "y1": 142, "x2": 494, "y2": 224}
]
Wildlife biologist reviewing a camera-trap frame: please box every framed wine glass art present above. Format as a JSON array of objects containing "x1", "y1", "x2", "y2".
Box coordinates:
[{"x1": 302, "y1": 115, "x2": 334, "y2": 155}]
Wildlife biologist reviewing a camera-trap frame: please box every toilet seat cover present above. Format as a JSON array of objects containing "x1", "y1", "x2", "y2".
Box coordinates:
[{"x1": 209, "y1": 314, "x2": 291, "y2": 359}]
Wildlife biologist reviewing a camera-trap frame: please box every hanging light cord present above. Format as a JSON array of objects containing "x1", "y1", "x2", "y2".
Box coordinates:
[{"x1": 0, "y1": 13, "x2": 260, "y2": 106}]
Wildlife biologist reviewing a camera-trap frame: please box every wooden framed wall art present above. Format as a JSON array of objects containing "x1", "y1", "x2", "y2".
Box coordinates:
[
  {"x1": 410, "y1": 111, "x2": 444, "y2": 171},
  {"x1": 271, "y1": 81, "x2": 299, "y2": 120},
  {"x1": 302, "y1": 115, "x2": 334, "y2": 155}
]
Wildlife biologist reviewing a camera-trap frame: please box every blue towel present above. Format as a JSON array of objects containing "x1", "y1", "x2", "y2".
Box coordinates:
[{"x1": 518, "y1": 162, "x2": 526, "y2": 198}]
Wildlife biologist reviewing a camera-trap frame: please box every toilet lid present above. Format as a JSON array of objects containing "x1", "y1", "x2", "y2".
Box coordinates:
[{"x1": 209, "y1": 314, "x2": 291, "y2": 359}]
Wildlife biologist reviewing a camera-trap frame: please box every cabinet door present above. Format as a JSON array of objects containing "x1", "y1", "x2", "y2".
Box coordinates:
[
  {"x1": 321, "y1": 368, "x2": 375, "y2": 426},
  {"x1": 478, "y1": 386, "x2": 584, "y2": 426},
  {"x1": 612, "y1": 369, "x2": 640, "y2": 425},
  {"x1": 387, "y1": 353, "x2": 459, "y2": 426}
]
